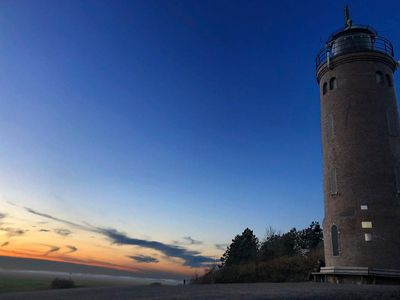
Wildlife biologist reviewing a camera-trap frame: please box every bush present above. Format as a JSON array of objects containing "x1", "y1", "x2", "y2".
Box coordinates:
[
  {"x1": 215, "y1": 263, "x2": 258, "y2": 283},
  {"x1": 50, "y1": 278, "x2": 76, "y2": 289},
  {"x1": 257, "y1": 256, "x2": 313, "y2": 282}
]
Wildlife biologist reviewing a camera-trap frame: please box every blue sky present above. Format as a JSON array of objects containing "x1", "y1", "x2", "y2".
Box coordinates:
[{"x1": 0, "y1": 0, "x2": 399, "y2": 277}]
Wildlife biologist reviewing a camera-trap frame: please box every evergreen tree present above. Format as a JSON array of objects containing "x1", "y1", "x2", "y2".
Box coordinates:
[
  {"x1": 259, "y1": 221, "x2": 323, "y2": 260},
  {"x1": 221, "y1": 228, "x2": 259, "y2": 267},
  {"x1": 259, "y1": 228, "x2": 298, "y2": 260},
  {"x1": 296, "y1": 221, "x2": 323, "y2": 254}
]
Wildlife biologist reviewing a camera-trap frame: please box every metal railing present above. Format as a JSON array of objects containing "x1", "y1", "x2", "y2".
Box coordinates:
[{"x1": 316, "y1": 35, "x2": 394, "y2": 69}]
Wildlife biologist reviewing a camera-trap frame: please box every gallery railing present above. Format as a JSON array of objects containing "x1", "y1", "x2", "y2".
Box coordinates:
[{"x1": 316, "y1": 34, "x2": 394, "y2": 69}]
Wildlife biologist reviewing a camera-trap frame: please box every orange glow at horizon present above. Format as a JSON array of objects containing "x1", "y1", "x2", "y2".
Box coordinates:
[{"x1": 0, "y1": 207, "x2": 215, "y2": 279}]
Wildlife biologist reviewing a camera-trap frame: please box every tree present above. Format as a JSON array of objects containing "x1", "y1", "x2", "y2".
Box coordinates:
[
  {"x1": 259, "y1": 221, "x2": 323, "y2": 260},
  {"x1": 259, "y1": 228, "x2": 298, "y2": 260},
  {"x1": 296, "y1": 221, "x2": 323, "y2": 255},
  {"x1": 221, "y1": 228, "x2": 259, "y2": 267}
]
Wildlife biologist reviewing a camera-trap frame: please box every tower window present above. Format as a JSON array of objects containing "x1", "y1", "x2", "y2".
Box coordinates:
[
  {"x1": 323, "y1": 82, "x2": 328, "y2": 95},
  {"x1": 327, "y1": 114, "x2": 334, "y2": 141},
  {"x1": 329, "y1": 77, "x2": 337, "y2": 90},
  {"x1": 331, "y1": 225, "x2": 339, "y2": 256},
  {"x1": 386, "y1": 74, "x2": 393, "y2": 87},
  {"x1": 330, "y1": 167, "x2": 338, "y2": 195},
  {"x1": 376, "y1": 71, "x2": 384, "y2": 85},
  {"x1": 364, "y1": 233, "x2": 372, "y2": 242}
]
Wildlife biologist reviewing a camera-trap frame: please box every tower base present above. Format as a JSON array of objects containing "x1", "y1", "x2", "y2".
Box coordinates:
[{"x1": 312, "y1": 267, "x2": 400, "y2": 285}]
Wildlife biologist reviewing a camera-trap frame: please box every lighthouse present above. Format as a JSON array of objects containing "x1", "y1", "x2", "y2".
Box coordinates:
[{"x1": 316, "y1": 7, "x2": 400, "y2": 284}]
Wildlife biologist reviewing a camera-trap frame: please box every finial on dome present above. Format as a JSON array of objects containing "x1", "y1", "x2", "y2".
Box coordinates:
[{"x1": 344, "y1": 5, "x2": 352, "y2": 28}]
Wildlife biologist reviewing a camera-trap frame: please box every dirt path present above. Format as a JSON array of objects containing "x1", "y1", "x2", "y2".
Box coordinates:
[{"x1": 0, "y1": 282, "x2": 399, "y2": 299}]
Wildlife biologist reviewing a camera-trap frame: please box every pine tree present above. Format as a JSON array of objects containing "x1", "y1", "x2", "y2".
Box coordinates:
[{"x1": 221, "y1": 228, "x2": 259, "y2": 267}]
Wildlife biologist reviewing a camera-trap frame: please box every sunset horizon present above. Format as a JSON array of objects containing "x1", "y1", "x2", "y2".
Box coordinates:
[{"x1": 1, "y1": 0, "x2": 399, "y2": 286}]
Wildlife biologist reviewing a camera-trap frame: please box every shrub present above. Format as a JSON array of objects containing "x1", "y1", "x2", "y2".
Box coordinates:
[
  {"x1": 257, "y1": 256, "x2": 313, "y2": 282},
  {"x1": 215, "y1": 263, "x2": 258, "y2": 283}
]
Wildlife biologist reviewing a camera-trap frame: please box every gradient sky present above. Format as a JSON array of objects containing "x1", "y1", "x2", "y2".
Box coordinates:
[{"x1": 1, "y1": 0, "x2": 399, "y2": 279}]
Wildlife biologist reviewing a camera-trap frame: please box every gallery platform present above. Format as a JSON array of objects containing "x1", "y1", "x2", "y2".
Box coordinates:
[{"x1": 312, "y1": 267, "x2": 400, "y2": 284}]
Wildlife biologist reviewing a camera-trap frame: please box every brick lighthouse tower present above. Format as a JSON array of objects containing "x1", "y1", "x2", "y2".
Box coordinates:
[{"x1": 316, "y1": 7, "x2": 400, "y2": 284}]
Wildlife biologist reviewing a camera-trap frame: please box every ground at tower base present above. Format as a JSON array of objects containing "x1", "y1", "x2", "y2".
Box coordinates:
[{"x1": 1, "y1": 282, "x2": 400, "y2": 300}]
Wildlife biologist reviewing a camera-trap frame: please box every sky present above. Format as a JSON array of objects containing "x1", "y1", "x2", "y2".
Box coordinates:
[{"x1": 0, "y1": 0, "x2": 399, "y2": 280}]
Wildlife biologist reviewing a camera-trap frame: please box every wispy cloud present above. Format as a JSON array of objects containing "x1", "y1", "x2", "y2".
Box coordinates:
[
  {"x1": 128, "y1": 255, "x2": 159, "y2": 263},
  {"x1": 0, "y1": 227, "x2": 26, "y2": 237},
  {"x1": 25, "y1": 208, "x2": 89, "y2": 231},
  {"x1": 39, "y1": 229, "x2": 50, "y2": 232},
  {"x1": 54, "y1": 228, "x2": 72, "y2": 237},
  {"x1": 0, "y1": 213, "x2": 6, "y2": 227},
  {"x1": 1, "y1": 241, "x2": 9, "y2": 247},
  {"x1": 183, "y1": 236, "x2": 203, "y2": 245},
  {"x1": 64, "y1": 245, "x2": 78, "y2": 254},
  {"x1": 215, "y1": 243, "x2": 228, "y2": 251},
  {"x1": 98, "y1": 228, "x2": 214, "y2": 268},
  {"x1": 41, "y1": 244, "x2": 60, "y2": 256},
  {"x1": 24, "y1": 206, "x2": 215, "y2": 268}
]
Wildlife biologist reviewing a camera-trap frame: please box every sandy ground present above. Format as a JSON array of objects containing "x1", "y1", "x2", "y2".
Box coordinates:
[{"x1": 0, "y1": 282, "x2": 400, "y2": 299}]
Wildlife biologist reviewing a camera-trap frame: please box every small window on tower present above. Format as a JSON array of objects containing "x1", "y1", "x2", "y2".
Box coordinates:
[
  {"x1": 323, "y1": 82, "x2": 328, "y2": 95},
  {"x1": 331, "y1": 225, "x2": 339, "y2": 256},
  {"x1": 376, "y1": 71, "x2": 384, "y2": 85},
  {"x1": 330, "y1": 168, "x2": 338, "y2": 195},
  {"x1": 329, "y1": 77, "x2": 337, "y2": 90},
  {"x1": 386, "y1": 74, "x2": 393, "y2": 87}
]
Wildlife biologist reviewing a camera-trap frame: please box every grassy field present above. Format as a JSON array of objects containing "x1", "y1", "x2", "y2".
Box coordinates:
[
  {"x1": 1, "y1": 282, "x2": 400, "y2": 300},
  {"x1": 0, "y1": 276, "x2": 51, "y2": 293},
  {"x1": 0, "y1": 272, "x2": 154, "y2": 293}
]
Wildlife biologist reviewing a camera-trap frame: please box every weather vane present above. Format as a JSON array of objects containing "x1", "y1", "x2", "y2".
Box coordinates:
[{"x1": 344, "y1": 5, "x2": 352, "y2": 28}]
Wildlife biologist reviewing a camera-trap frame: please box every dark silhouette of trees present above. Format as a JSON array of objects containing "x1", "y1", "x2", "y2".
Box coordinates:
[
  {"x1": 221, "y1": 228, "x2": 259, "y2": 267},
  {"x1": 193, "y1": 221, "x2": 324, "y2": 284},
  {"x1": 296, "y1": 221, "x2": 323, "y2": 255},
  {"x1": 259, "y1": 222, "x2": 323, "y2": 260},
  {"x1": 259, "y1": 228, "x2": 297, "y2": 260}
]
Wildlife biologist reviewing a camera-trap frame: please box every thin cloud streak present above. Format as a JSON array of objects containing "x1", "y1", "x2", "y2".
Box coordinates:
[
  {"x1": 183, "y1": 236, "x2": 203, "y2": 245},
  {"x1": 128, "y1": 255, "x2": 159, "y2": 263},
  {"x1": 0, "y1": 227, "x2": 26, "y2": 237},
  {"x1": 64, "y1": 245, "x2": 78, "y2": 254},
  {"x1": 98, "y1": 228, "x2": 214, "y2": 267},
  {"x1": 41, "y1": 244, "x2": 60, "y2": 256},
  {"x1": 54, "y1": 228, "x2": 72, "y2": 237},
  {"x1": 25, "y1": 208, "x2": 89, "y2": 231}
]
